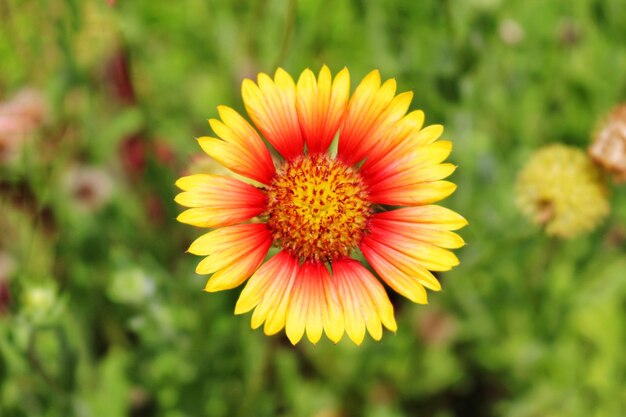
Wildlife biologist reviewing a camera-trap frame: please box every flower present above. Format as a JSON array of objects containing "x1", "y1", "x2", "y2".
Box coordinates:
[
  {"x1": 589, "y1": 104, "x2": 626, "y2": 182},
  {"x1": 107, "y1": 267, "x2": 156, "y2": 305},
  {"x1": 21, "y1": 283, "x2": 62, "y2": 324},
  {"x1": 516, "y1": 144, "x2": 609, "y2": 238},
  {"x1": 62, "y1": 165, "x2": 115, "y2": 212},
  {"x1": 175, "y1": 67, "x2": 466, "y2": 345},
  {"x1": 0, "y1": 88, "x2": 48, "y2": 164},
  {"x1": 499, "y1": 19, "x2": 525, "y2": 46}
]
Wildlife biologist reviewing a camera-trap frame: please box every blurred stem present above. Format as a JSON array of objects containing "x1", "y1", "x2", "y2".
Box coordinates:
[
  {"x1": 441, "y1": 0, "x2": 458, "y2": 46},
  {"x1": 236, "y1": 332, "x2": 273, "y2": 417},
  {"x1": 530, "y1": 236, "x2": 560, "y2": 294},
  {"x1": 0, "y1": 0, "x2": 22, "y2": 69},
  {"x1": 273, "y1": 0, "x2": 297, "y2": 68},
  {"x1": 537, "y1": 237, "x2": 559, "y2": 282},
  {"x1": 27, "y1": 326, "x2": 67, "y2": 395},
  {"x1": 20, "y1": 129, "x2": 68, "y2": 282}
]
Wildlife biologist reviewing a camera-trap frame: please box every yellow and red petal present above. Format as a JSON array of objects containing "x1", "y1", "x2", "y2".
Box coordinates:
[
  {"x1": 367, "y1": 163, "x2": 457, "y2": 198},
  {"x1": 365, "y1": 222, "x2": 460, "y2": 272},
  {"x1": 351, "y1": 91, "x2": 414, "y2": 164},
  {"x1": 369, "y1": 180, "x2": 457, "y2": 207},
  {"x1": 360, "y1": 214, "x2": 463, "y2": 302},
  {"x1": 332, "y1": 259, "x2": 397, "y2": 343},
  {"x1": 203, "y1": 243, "x2": 271, "y2": 292},
  {"x1": 372, "y1": 206, "x2": 468, "y2": 230},
  {"x1": 359, "y1": 110, "x2": 426, "y2": 172},
  {"x1": 360, "y1": 238, "x2": 430, "y2": 304},
  {"x1": 188, "y1": 223, "x2": 272, "y2": 256},
  {"x1": 296, "y1": 66, "x2": 350, "y2": 154},
  {"x1": 369, "y1": 214, "x2": 465, "y2": 249},
  {"x1": 284, "y1": 261, "x2": 347, "y2": 345},
  {"x1": 337, "y1": 70, "x2": 413, "y2": 165},
  {"x1": 175, "y1": 174, "x2": 267, "y2": 228},
  {"x1": 206, "y1": 105, "x2": 275, "y2": 184},
  {"x1": 197, "y1": 136, "x2": 274, "y2": 185},
  {"x1": 189, "y1": 224, "x2": 272, "y2": 292},
  {"x1": 285, "y1": 262, "x2": 317, "y2": 344},
  {"x1": 361, "y1": 123, "x2": 445, "y2": 178},
  {"x1": 242, "y1": 68, "x2": 304, "y2": 160},
  {"x1": 235, "y1": 251, "x2": 300, "y2": 336},
  {"x1": 363, "y1": 140, "x2": 453, "y2": 185}
]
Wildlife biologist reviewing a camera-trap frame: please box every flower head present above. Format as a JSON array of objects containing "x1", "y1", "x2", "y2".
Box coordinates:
[
  {"x1": 516, "y1": 144, "x2": 609, "y2": 238},
  {"x1": 176, "y1": 67, "x2": 466, "y2": 345}
]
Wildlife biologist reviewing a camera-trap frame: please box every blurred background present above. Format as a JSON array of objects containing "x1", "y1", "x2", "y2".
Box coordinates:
[{"x1": 1, "y1": 0, "x2": 625, "y2": 416}]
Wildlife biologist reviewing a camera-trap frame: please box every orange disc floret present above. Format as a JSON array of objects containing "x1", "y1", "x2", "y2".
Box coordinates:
[{"x1": 266, "y1": 154, "x2": 371, "y2": 262}]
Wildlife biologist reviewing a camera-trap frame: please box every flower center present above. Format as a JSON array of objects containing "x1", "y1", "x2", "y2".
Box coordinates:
[{"x1": 267, "y1": 154, "x2": 371, "y2": 262}]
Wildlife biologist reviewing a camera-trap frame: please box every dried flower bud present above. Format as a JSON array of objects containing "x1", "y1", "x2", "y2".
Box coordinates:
[
  {"x1": 516, "y1": 144, "x2": 609, "y2": 238},
  {"x1": 589, "y1": 104, "x2": 626, "y2": 183}
]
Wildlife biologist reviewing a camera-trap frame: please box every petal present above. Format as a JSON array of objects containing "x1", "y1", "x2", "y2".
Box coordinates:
[
  {"x1": 360, "y1": 238, "x2": 430, "y2": 304},
  {"x1": 373, "y1": 206, "x2": 468, "y2": 231},
  {"x1": 177, "y1": 207, "x2": 265, "y2": 230},
  {"x1": 319, "y1": 264, "x2": 345, "y2": 343},
  {"x1": 333, "y1": 266, "x2": 366, "y2": 344},
  {"x1": 302, "y1": 263, "x2": 325, "y2": 344},
  {"x1": 174, "y1": 174, "x2": 267, "y2": 209},
  {"x1": 188, "y1": 225, "x2": 272, "y2": 292},
  {"x1": 197, "y1": 136, "x2": 274, "y2": 185},
  {"x1": 333, "y1": 259, "x2": 397, "y2": 339},
  {"x1": 368, "y1": 163, "x2": 457, "y2": 195},
  {"x1": 235, "y1": 251, "x2": 296, "y2": 314},
  {"x1": 360, "y1": 109, "x2": 425, "y2": 172},
  {"x1": 285, "y1": 262, "x2": 342, "y2": 345},
  {"x1": 234, "y1": 251, "x2": 300, "y2": 336},
  {"x1": 203, "y1": 239, "x2": 271, "y2": 292},
  {"x1": 369, "y1": 180, "x2": 457, "y2": 206},
  {"x1": 362, "y1": 139, "x2": 452, "y2": 186},
  {"x1": 207, "y1": 105, "x2": 275, "y2": 183},
  {"x1": 285, "y1": 264, "x2": 310, "y2": 345},
  {"x1": 242, "y1": 69, "x2": 304, "y2": 160},
  {"x1": 353, "y1": 91, "x2": 414, "y2": 164},
  {"x1": 361, "y1": 123, "x2": 445, "y2": 178},
  {"x1": 366, "y1": 223, "x2": 460, "y2": 272},
  {"x1": 370, "y1": 215, "x2": 465, "y2": 249},
  {"x1": 175, "y1": 175, "x2": 267, "y2": 228},
  {"x1": 296, "y1": 66, "x2": 350, "y2": 154},
  {"x1": 188, "y1": 223, "x2": 270, "y2": 256},
  {"x1": 337, "y1": 70, "x2": 414, "y2": 165}
]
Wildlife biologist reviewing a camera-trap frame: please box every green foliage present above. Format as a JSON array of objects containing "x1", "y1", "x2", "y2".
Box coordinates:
[{"x1": 1, "y1": 0, "x2": 625, "y2": 416}]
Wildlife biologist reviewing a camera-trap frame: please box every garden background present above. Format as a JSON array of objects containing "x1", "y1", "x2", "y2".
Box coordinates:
[{"x1": 1, "y1": 0, "x2": 625, "y2": 416}]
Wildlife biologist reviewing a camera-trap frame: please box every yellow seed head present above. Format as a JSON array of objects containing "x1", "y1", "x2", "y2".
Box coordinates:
[
  {"x1": 516, "y1": 144, "x2": 609, "y2": 238},
  {"x1": 267, "y1": 154, "x2": 371, "y2": 262}
]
